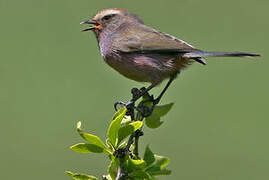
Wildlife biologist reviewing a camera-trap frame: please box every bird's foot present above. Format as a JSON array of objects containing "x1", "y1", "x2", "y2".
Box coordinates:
[
  {"x1": 136, "y1": 93, "x2": 163, "y2": 117},
  {"x1": 114, "y1": 86, "x2": 159, "y2": 117},
  {"x1": 136, "y1": 94, "x2": 157, "y2": 117},
  {"x1": 114, "y1": 101, "x2": 134, "y2": 110},
  {"x1": 114, "y1": 87, "x2": 145, "y2": 112},
  {"x1": 131, "y1": 87, "x2": 142, "y2": 100},
  {"x1": 152, "y1": 96, "x2": 161, "y2": 106}
]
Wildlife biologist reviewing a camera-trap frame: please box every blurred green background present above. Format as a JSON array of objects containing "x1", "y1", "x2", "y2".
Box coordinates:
[{"x1": 0, "y1": 0, "x2": 268, "y2": 179}]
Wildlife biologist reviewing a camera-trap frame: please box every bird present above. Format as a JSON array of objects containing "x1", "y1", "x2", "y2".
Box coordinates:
[{"x1": 80, "y1": 8, "x2": 260, "y2": 105}]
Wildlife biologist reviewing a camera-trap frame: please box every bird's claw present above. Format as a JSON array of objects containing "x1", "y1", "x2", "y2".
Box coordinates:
[
  {"x1": 114, "y1": 86, "x2": 161, "y2": 117},
  {"x1": 131, "y1": 88, "x2": 142, "y2": 100},
  {"x1": 114, "y1": 87, "x2": 144, "y2": 112},
  {"x1": 114, "y1": 101, "x2": 126, "y2": 111},
  {"x1": 136, "y1": 97, "x2": 155, "y2": 117},
  {"x1": 114, "y1": 101, "x2": 135, "y2": 111}
]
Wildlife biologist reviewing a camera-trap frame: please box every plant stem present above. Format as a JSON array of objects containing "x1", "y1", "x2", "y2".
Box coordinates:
[
  {"x1": 115, "y1": 87, "x2": 157, "y2": 179},
  {"x1": 134, "y1": 135, "x2": 139, "y2": 157},
  {"x1": 115, "y1": 158, "x2": 126, "y2": 180}
]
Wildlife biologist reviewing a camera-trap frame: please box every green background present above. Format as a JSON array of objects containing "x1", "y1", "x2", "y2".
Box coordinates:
[{"x1": 1, "y1": 0, "x2": 268, "y2": 179}]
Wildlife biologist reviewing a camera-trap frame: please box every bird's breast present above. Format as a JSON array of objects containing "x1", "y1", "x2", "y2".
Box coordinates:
[
  {"x1": 97, "y1": 32, "x2": 191, "y2": 85},
  {"x1": 98, "y1": 36, "x2": 112, "y2": 59}
]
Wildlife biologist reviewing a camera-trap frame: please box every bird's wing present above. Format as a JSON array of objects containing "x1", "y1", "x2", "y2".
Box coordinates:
[{"x1": 111, "y1": 23, "x2": 199, "y2": 53}]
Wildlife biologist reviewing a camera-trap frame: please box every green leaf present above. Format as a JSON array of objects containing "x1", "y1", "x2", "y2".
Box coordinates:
[
  {"x1": 130, "y1": 170, "x2": 152, "y2": 179},
  {"x1": 146, "y1": 155, "x2": 170, "y2": 175},
  {"x1": 108, "y1": 157, "x2": 119, "y2": 180},
  {"x1": 154, "y1": 155, "x2": 170, "y2": 169},
  {"x1": 143, "y1": 146, "x2": 171, "y2": 177},
  {"x1": 79, "y1": 132, "x2": 108, "y2": 152},
  {"x1": 76, "y1": 121, "x2": 110, "y2": 154},
  {"x1": 70, "y1": 143, "x2": 106, "y2": 153},
  {"x1": 154, "y1": 103, "x2": 174, "y2": 117},
  {"x1": 112, "y1": 107, "x2": 127, "y2": 120},
  {"x1": 65, "y1": 171, "x2": 98, "y2": 180},
  {"x1": 126, "y1": 158, "x2": 147, "y2": 171},
  {"x1": 107, "y1": 107, "x2": 127, "y2": 147},
  {"x1": 130, "y1": 158, "x2": 146, "y2": 167},
  {"x1": 117, "y1": 138, "x2": 128, "y2": 149},
  {"x1": 106, "y1": 139, "x2": 115, "y2": 152},
  {"x1": 149, "y1": 169, "x2": 171, "y2": 176},
  {"x1": 145, "y1": 103, "x2": 174, "y2": 129},
  {"x1": 118, "y1": 121, "x2": 143, "y2": 143},
  {"x1": 143, "y1": 146, "x2": 155, "y2": 166},
  {"x1": 145, "y1": 115, "x2": 162, "y2": 129}
]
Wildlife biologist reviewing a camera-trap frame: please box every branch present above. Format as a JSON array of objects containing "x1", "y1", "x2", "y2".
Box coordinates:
[{"x1": 67, "y1": 85, "x2": 173, "y2": 180}]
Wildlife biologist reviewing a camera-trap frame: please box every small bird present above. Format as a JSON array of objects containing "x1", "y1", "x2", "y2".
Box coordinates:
[{"x1": 81, "y1": 8, "x2": 260, "y2": 104}]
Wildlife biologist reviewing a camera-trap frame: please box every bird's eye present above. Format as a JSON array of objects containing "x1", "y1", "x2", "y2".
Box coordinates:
[{"x1": 102, "y1": 14, "x2": 115, "y2": 21}]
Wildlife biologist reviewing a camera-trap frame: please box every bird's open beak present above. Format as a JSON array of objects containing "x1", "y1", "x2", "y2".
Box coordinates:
[{"x1": 80, "y1": 19, "x2": 100, "y2": 32}]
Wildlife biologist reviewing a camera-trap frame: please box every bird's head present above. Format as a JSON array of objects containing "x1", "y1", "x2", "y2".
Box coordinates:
[{"x1": 80, "y1": 9, "x2": 143, "y2": 35}]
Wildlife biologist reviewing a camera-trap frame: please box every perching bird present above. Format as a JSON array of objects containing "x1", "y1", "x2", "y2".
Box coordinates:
[{"x1": 80, "y1": 8, "x2": 260, "y2": 104}]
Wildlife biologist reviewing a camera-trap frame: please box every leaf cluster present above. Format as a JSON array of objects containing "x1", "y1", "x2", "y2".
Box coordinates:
[{"x1": 66, "y1": 101, "x2": 173, "y2": 180}]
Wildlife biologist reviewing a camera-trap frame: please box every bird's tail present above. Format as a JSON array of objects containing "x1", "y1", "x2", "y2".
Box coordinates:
[
  {"x1": 183, "y1": 51, "x2": 260, "y2": 65},
  {"x1": 184, "y1": 51, "x2": 260, "y2": 58}
]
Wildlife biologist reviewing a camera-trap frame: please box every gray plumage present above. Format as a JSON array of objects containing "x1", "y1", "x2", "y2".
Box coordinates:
[{"x1": 81, "y1": 9, "x2": 260, "y2": 86}]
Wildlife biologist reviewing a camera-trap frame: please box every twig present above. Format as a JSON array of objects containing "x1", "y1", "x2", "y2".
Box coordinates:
[
  {"x1": 134, "y1": 135, "x2": 139, "y2": 157},
  {"x1": 115, "y1": 157, "x2": 127, "y2": 180},
  {"x1": 114, "y1": 87, "x2": 157, "y2": 179}
]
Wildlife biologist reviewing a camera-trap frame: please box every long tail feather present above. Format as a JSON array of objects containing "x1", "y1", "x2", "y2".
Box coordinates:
[{"x1": 184, "y1": 51, "x2": 260, "y2": 58}]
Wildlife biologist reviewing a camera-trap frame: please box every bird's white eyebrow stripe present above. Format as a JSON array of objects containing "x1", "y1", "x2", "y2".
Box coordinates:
[
  {"x1": 96, "y1": 9, "x2": 121, "y2": 19},
  {"x1": 103, "y1": 9, "x2": 120, "y2": 15}
]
